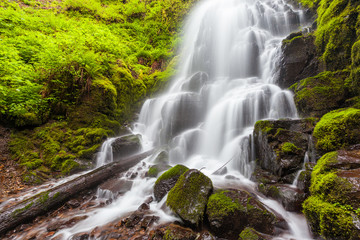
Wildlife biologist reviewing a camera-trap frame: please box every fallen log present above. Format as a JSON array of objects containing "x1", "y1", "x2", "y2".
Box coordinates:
[{"x1": 0, "y1": 149, "x2": 154, "y2": 236}]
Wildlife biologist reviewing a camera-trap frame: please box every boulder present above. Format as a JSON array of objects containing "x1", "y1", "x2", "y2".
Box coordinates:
[
  {"x1": 147, "y1": 164, "x2": 171, "y2": 178},
  {"x1": 303, "y1": 146, "x2": 360, "y2": 239},
  {"x1": 277, "y1": 33, "x2": 321, "y2": 89},
  {"x1": 180, "y1": 71, "x2": 209, "y2": 92},
  {"x1": 292, "y1": 71, "x2": 350, "y2": 118},
  {"x1": 253, "y1": 118, "x2": 316, "y2": 181},
  {"x1": 111, "y1": 134, "x2": 142, "y2": 160},
  {"x1": 206, "y1": 189, "x2": 278, "y2": 239},
  {"x1": 153, "y1": 164, "x2": 189, "y2": 201},
  {"x1": 166, "y1": 169, "x2": 213, "y2": 227},
  {"x1": 98, "y1": 178, "x2": 133, "y2": 196},
  {"x1": 238, "y1": 227, "x2": 272, "y2": 240}
]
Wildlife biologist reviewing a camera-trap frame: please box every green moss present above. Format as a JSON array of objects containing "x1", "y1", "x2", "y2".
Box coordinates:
[
  {"x1": 313, "y1": 108, "x2": 360, "y2": 151},
  {"x1": 238, "y1": 227, "x2": 262, "y2": 240},
  {"x1": 12, "y1": 202, "x2": 34, "y2": 217},
  {"x1": 281, "y1": 142, "x2": 301, "y2": 154},
  {"x1": 148, "y1": 166, "x2": 159, "y2": 178},
  {"x1": 207, "y1": 190, "x2": 244, "y2": 219},
  {"x1": 254, "y1": 120, "x2": 274, "y2": 134},
  {"x1": 303, "y1": 196, "x2": 357, "y2": 239},
  {"x1": 155, "y1": 164, "x2": 189, "y2": 185},
  {"x1": 166, "y1": 170, "x2": 213, "y2": 226},
  {"x1": 292, "y1": 70, "x2": 350, "y2": 117}
]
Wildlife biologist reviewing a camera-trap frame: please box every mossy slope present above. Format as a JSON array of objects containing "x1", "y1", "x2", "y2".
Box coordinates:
[{"x1": 0, "y1": 0, "x2": 196, "y2": 182}]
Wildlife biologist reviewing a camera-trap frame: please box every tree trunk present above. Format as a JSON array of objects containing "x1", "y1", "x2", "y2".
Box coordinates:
[{"x1": 0, "y1": 150, "x2": 153, "y2": 236}]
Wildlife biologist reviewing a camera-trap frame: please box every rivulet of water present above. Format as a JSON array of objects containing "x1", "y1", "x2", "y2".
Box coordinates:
[{"x1": 56, "y1": 0, "x2": 313, "y2": 238}]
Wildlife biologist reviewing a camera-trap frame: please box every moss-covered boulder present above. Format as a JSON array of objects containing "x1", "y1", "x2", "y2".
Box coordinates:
[
  {"x1": 166, "y1": 169, "x2": 213, "y2": 228},
  {"x1": 292, "y1": 71, "x2": 351, "y2": 118},
  {"x1": 253, "y1": 118, "x2": 316, "y2": 181},
  {"x1": 147, "y1": 164, "x2": 171, "y2": 178},
  {"x1": 206, "y1": 189, "x2": 278, "y2": 239},
  {"x1": 313, "y1": 108, "x2": 360, "y2": 152},
  {"x1": 303, "y1": 147, "x2": 360, "y2": 239},
  {"x1": 154, "y1": 164, "x2": 189, "y2": 201},
  {"x1": 238, "y1": 227, "x2": 270, "y2": 240},
  {"x1": 111, "y1": 134, "x2": 142, "y2": 160},
  {"x1": 278, "y1": 33, "x2": 321, "y2": 89}
]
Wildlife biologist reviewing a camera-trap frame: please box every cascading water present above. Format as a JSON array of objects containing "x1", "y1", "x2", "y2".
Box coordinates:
[{"x1": 56, "y1": 0, "x2": 313, "y2": 238}]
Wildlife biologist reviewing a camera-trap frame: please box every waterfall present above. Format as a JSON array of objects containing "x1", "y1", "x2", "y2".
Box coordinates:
[{"x1": 56, "y1": 0, "x2": 313, "y2": 238}]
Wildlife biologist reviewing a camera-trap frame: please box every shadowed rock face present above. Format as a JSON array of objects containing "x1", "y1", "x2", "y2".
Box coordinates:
[
  {"x1": 253, "y1": 118, "x2": 316, "y2": 180},
  {"x1": 206, "y1": 189, "x2": 280, "y2": 239},
  {"x1": 277, "y1": 33, "x2": 322, "y2": 89},
  {"x1": 111, "y1": 134, "x2": 142, "y2": 160}
]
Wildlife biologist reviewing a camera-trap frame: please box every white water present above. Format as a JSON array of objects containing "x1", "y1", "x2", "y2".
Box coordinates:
[{"x1": 56, "y1": 0, "x2": 313, "y2": 238}]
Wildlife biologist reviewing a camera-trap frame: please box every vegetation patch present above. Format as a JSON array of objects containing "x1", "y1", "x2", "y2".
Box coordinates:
[
  {"x1": 313, "y1": 108, "x2": 360, "y2": 151},
  {"x1": 1, "y1": 0, "x2": 196, "y2": 180}
]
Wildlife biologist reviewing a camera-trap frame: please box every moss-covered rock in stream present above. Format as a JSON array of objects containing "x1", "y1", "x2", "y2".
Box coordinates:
[
  {"x1": 153, "y1": 164, "x2": 189, "y2": 201},
  {"x1": 291, "y1": 70, "x2": 351, "y2": 118},
  {"x1": 313, "y1": 108, "x2": 360, "y2": 152},
  {"x1": 166, "y1": 169, "x2": 213, "y2": 228},
  {"x1": 238, "y1": 227, "x2": 270, "y2": 240},
  {"x1": 206, "y1": 189, "x2": 278, "y2": 239},
  {"x1": 253, "y1": 118, "x2": 316, "y2": 181},
  {"x1": 303, "y1": 147, "x2": 360, "y2": 239}
]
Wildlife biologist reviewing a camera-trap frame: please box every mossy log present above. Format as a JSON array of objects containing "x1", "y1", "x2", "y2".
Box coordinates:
[{"x1": 0, "y1": 149, "x2": 153, "y2": 236}]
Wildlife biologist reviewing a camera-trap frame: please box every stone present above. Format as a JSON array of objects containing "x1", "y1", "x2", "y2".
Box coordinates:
[
  {"x1": 153, "y1": 164, "x2": 189, "y2": 201},
  {"x1": 147, "y1": 163, "x2": 171, "y2": 178},
  {"x1": 98, "y1": 178, "x2": 133, "y2": 196},
  {"x1": 253, "y1": 118, "x2": 316, "y2": 180},
  {"x1": 277, "y1": 33, "x2": 322, "y2": 89},
  {"x1": 111, "y1": 134, "x2": 142, "y2": 160},
  {"x1": 206, "y1": 189, "x2": 278, "y2": 239},
  {"x1": 166, "y1": 169, "x2": 213, "y2": 228},
  {"x1": 238, "y1": 227, "x2": 272, "y2": 240},
  {"x1": 163, "y1": 223, "x2": 198, "y2": 240},
  {"x1": 180, "y1": 71, "x2": 209, "y2": 92}
]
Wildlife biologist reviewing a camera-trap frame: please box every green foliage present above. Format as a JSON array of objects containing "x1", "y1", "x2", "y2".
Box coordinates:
[
  {"x1": 313, "y1": 108, "x2": 360, "y2": 151},
  {"x1": 2, "y1": 0, "x2": 195, "y2": 178}
]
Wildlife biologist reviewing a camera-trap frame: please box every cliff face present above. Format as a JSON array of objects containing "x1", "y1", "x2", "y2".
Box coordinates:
[{"x1": 265, "y1": 0, "x2": 360, "y2": 238}]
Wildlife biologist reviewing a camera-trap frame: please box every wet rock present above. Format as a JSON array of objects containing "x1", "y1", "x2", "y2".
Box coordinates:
[
  {"x1": 166, "y1": 169, "x2": 213, "y2": 228},
  {"x1": 71, "y1": 233, "x2": 90, "y2": 240},
  {"x1": 295, "y1": 167, "x2": 312, "y2": 193},
  {"x1": 153, "y1": 151, "x2": 169, "y2": 164},
  {"x1": 138, "y1": 203, "x2": 150, "y2": 211},
  {"x1": 98, "y1": 178, "x2": 133, "y2": 196},
  {"x1": 140, "y1": 216, "x2": 159, "y2": 230},
  {"x1": 276, "y1": 185, "x2": 307, "y2": 212},
  {"x1": 147, "y1": 163, "x2": 171, "y2": 178},
  {"x1": 163, "y1": 223, "x2": 198, "y2": 240},
  {"x1": 111, "y1": 134, "x2": 142, "y2": 160},
  {"x1": 124, "y1": 211, "x2": 145, "y2": 228},
  {"x1": 197, "y1": 231, "x2": 216, "y2": 240},
  {"x1": 277, "y1": 33, "x2": 321, "y2": 89},
  {"x1": 66, "y1": 199, "x2": 81, "y2": 208},
  {"x1": 181, "y1": 71, "x2": 209, "y2": 92},
  {"x1": 206, "y1": 189, "x2": 278, "y2": 239},
  {"x1": 154, "y1": 164, "x2": 189, "y2": 201},
  {"x1": 47, "y1": 216, "x2": 88, "y2": 232},
  {"x1": 253, "y1": 118, "x2": 316, "y2": 180}
]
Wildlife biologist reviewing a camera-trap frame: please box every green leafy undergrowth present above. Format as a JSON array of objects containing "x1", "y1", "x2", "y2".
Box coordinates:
[
  {"x1": 313, "y1": 108, "x2": 360, "y2": 151},
  {"x1": 1, "y1": 0, "x2": 196, "y2": 180}
]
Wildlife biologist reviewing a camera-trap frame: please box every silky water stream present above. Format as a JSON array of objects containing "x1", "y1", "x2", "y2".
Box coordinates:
[{"x1": 56, "y1": 0, "x2": 313, "y2": 238}]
